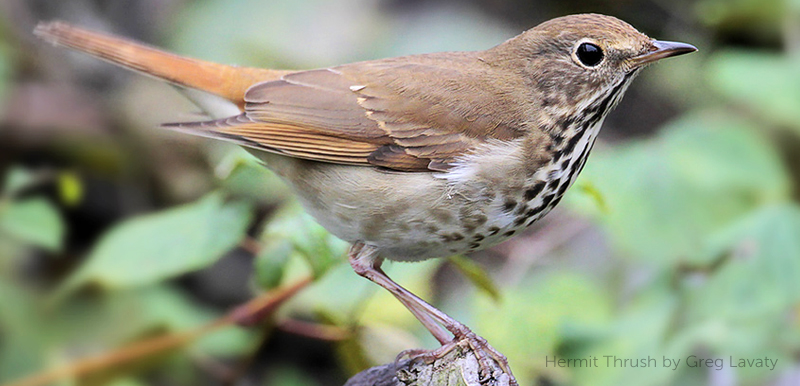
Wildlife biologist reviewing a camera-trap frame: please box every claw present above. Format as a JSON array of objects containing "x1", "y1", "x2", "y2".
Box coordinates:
[{"x1": 399, "y1": 336, "x2": 517, "y2": 386}]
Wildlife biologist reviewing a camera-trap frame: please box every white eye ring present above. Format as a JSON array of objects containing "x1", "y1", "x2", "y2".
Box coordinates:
[{"x1": 572, "y1": 39, "x2": 604, "y2": 68}]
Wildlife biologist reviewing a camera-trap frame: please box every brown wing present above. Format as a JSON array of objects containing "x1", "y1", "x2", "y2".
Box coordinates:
[{"x1": 167, "y1": 52, "x2": 528, "y2": 172}]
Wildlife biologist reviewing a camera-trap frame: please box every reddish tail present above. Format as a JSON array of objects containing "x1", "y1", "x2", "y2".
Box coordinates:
[{"x1": 34, "y1": 21, "x2": 290, "y2": 109}]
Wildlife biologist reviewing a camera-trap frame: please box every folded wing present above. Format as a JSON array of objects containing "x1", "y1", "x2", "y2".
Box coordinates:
[{"x1": 167, "y1": 53, "x2": 527, "y2": 172}]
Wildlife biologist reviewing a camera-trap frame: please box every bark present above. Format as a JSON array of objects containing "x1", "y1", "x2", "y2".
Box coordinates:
[{"x1": 343, "y1": 345, "x2": 512, "y2": 386}]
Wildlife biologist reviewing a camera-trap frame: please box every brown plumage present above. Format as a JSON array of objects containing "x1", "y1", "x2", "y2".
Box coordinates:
[{"x1": 35, "y1": 14, "x2": 695, "y2": 384}]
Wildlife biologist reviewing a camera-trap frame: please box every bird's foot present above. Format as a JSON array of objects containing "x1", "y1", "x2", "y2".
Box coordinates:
[{"x1": 396, "y1": 332, "x2": 517, "y2": 386}]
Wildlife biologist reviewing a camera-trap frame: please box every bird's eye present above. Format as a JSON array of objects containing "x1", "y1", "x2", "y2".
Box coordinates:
[{"x1": 576, "y1": 42, "x2": 604, "y2": 67}]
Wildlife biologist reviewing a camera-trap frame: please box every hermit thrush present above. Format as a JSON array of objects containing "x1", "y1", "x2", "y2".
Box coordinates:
[{"x1": 35, "y1": 14, "x2": 695, "y2": 384}]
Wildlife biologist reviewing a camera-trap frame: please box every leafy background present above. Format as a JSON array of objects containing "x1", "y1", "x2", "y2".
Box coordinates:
[{"x1": 1, "y1": 0, "x2": 799, "y2": 385}]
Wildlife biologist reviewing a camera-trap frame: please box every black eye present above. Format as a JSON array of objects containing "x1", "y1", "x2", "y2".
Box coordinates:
[{"x1": 576, "y1": 42, "x2": 604, "y2": 67}]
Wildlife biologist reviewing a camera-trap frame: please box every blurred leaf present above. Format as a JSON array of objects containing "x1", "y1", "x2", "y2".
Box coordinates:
[
  {"x1": 282, "y1": 261, "x2": 368, "y2": 325},
  {"x1": 708, "y1": 50, "x2": 800, "y2": 133},
  {"x1": 170, "y1": 0, "x2": 383, "y2": 68},
  {"x1": 448, "y1": 255, "x2": 501, "y2": 302},
  {"x1": 356, "y1": 323, "x2": 421, "y2": 368},
  {"x1": 254, "y1": 238, "x2": 293, "y2": 289},
  {"x1": 695, "y1": 0, "x2": 786, "y2": 34},
  {"x1": 359, "y1": 260, "x2": 442, "y2": 332},
  {"x1": 0, "y1": 280, "x2": 49, "y2": 381},
  {"x1": 475, "y1": 273, "x2": 612, "y2": 385},
  {"x1": 334, "y1": 327, "x2": 372, "y2": 377},
  {"x1": 573, "y1": 181, "x2": 609, "y2": 214},
  {"x1": 58, "y1": 171, "x2": 84, "y2": 207},
  {"x1": 690, "y1": 203, "x2": 800, "y2": 322},
  {"x1": 105, "y1": 378, "x2": 148, "y2": 386},
  {"x1": 0, "y1": 197, "x2": 64, "y2": 252},
  {"x1": 568, "y1": 111, "x2": 790, "y2": 263},
  {"x1": 216, "y1": 149, "x2": 290, "y2": 204},
  {"x1": 571, "y1": 288, "x2": 684, "y2": 386},
  {"x1": 261, "y1": 204, "x2": 348, "y2": 279},
  {"x1": 264, "y1": 365, "x2": 322, "y2": 386},
  {"x1": 0, "y1": 282, "x2": 254, "y2": 383},
  {"x1": 136, "y1": 286, "x2": 255, "y2": 356},
  {"x1": 60, "y1": 192, "x2": 252, "y2": 293},
  {"x1": 375, "y1": 5, "x2": 516, "y2": 58},
  {"x1": 170, "y1": 0, "x2": 515, "y2": 70},
  {"x1": 2, "y1": 167, "x2": 37, "y2": 196},
  {"x1": 283, "y1": 256, "x2": 440, "y2": 340},
  {"x1": 0, "y1": 39, "x2": 11, "y2": 106}
]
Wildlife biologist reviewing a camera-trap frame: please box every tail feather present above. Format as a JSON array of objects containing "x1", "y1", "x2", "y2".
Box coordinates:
[
  {"x1": 163, "y1": 116, "x2": 376, "y2": 165},
  {"x1": 34, "y1": 21, "x2": 290, "y2": 109}
]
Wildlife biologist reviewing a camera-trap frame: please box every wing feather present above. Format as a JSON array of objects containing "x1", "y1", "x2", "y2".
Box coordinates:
[{"x1": 165, "y1": 53, "x2": 531, "y2": 171}]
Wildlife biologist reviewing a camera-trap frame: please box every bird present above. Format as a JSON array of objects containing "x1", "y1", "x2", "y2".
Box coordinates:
[{"x1": 35, "y1": 14, "x2": 696, "y2": 384}]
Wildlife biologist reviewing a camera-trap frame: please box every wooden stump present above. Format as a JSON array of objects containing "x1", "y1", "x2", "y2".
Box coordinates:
[{"x1": 343, "y1": 345, "x2": 512, "y2": 386}]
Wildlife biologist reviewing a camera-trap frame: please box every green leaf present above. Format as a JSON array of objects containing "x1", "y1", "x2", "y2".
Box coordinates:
[
  {"x1": 690, "y1": 204, "x2": 800, "y2": 322},
  {"x1": 60, "y1": 192, "x2": 252, "y2": 293},
  {"x1": 708, "y1": 50, "x2": 800, "y2": 133},
  {"x1": 573, "y1": 181, "x2": 609, "y2": 214},
  {"x1": 0, "y1": 280, "x2": 50, "y2": 381},
  {"x1": 571, "y1": 290, "x2": 684, "y2": 386},
  {"x1": 0, "y1": 39, "x2": 12, "y2": 107},
  {"x1": 0, "y1": 283, "x2": 255, "y2": 382},
  {"x1": 568, "y1": 111, "x2": 790, "y2": 263},
  {"x1": 58, "y1": 171, "x2": 84, "y2": 207},
  {"x1": 215, "y1": 149, "x2": 290, "y2": 205},
  {"x1": 448, "y1": 255, "x2": 501, "y2": 302},
  {"x1": 2, "y1": 167, "x2": 38, "y2": 196},
  {"x1": 261, "y1": 204, "x2": 348, "y2": 279},
  {"x1": 0, "y1": 197, "x2": 64, "y2": 251},
  {"x1": 695, "y1": 0, "x2": 786, "y2": 28},
  {"x1": 264, "y1": 366, "x2": 322, "y2": 386},
  {"x1": 474, "y1": 273, "x2": 612, "y2": 386},
  {"x1": 253, "y1": 238, "x2": 293, "y2": 289}
]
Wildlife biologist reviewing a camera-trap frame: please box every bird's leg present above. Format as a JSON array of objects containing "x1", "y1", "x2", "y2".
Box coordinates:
[
  {"x1": 348, "y1": 243, "x2": 516, "y2": 385},
  {"x1": 348, "y1": 243, "x2": 452, "y2": 344}
]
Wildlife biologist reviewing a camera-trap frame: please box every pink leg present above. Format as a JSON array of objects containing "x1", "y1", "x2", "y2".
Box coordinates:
[
  {"x1": 348, "y1": 243, "x2": 516, "y2": 385},
  {"x1": 348, "y1": 243, "x2": 451, "y2": 344}
]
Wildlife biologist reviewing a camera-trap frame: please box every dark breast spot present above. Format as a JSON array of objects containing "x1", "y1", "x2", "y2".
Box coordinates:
[
  {"x1": 488, "y1": 226, "x2": 501, "y2": 236},
  {"x1": 546, "y1": 178, "x2": 559, "y2": 192},
  {"x1": 502, "y1": 199, "x2": 517, "y2": 212},
  {"x1": 556, "y1": 116, "x2": 577, "y2": 130},
  {"x1": 524, "y1": 182, "x2": 546, "y2": 201},
  {"x1": 567, "y1": 142, "x2": 593, "y2": 182},
  {"x1": 563, "y1": 132, "x2": 582, "y2": 155},
  {"x1": 549, "y1": 195, "x2": 563, "y2": 209},
  {"x1": 529, "y1": 202, "x2": 546, "y2": 218},
  {"x1": 556, "y1": 180, "x2": 571, "y2": 197},
  {"x1": 541, "y1": 193, "x2": 556, "y2": 208}
]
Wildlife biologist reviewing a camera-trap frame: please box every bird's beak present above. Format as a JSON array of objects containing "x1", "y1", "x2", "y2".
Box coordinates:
[{"x1": 631, "y1": 40, "x2": 697, "y2": 66}]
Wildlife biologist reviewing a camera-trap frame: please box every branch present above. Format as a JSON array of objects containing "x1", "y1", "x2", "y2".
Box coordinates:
[
  {"x1": 344, "y1": 345, "x2": 513, "y2": 386},
  {"x1": 3, "y1": 277, "x2": 312, "y2": 386}
]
